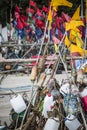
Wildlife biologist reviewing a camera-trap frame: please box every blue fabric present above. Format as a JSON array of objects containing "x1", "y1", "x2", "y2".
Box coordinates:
[{"x1": 35, "y1": 28, "x2": 42, "y2": 39}]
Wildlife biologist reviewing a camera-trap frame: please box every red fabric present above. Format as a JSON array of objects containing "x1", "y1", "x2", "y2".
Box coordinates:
[
  {"x1": 42, "y1": 6, "x2": 48, "y2": 13},
  {"x1": 21, "y1": 15, "x2": 27, "y2": 21},
  {"x1": 26, "y1": 8, "x2": 34, "y2": 14},
  {"x1": 36, "y1": 8, "x2": 43, "y2": 16},
  {"x1": 17, "y1": 18, "x2": 24, "y2": 29},
  {"x1": 14, "y1": 12, "x2": 20, "y2": 19},
  {"x1": 53, "y1": 11, "x2": 57, "y2": 18},
  {"x1": 56, "y1": 17, "x2": 63, "y2": 29},
  {"x1": 15, "y1": 6, "x2": 21, "y2": 13},
  {"x1": 36, "y1": 19, "x2": 45, "y2": 29},
  {"x1": 61, "y1": 12, "x2": 71, "y2": 22},
  {"x1": 30, "y1": 0, "x2": 36, "y2": 7}
]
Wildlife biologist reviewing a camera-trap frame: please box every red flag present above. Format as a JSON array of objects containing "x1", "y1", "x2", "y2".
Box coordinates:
[
  {"x1": 20, "y1": 15, "x2": 28, "y2": 27},
  {"x1": 17, "y1": 18, "x2": 24, "y2": 29},
  {"x1": 56, "y1": 17, "x2": 63, "y2": 29},
  {"x1": 61, "y1": 12, "x2": 71, "y2": 22},
  {"x1": 30, "y1": 0, "x2": 36, "y2": 7},
  {"x1": 42, "y1": 6, "x2": 48, "y2": 13},
  {"x1": 26, "y1": 8, "x2": 34, "y2": 14},
  {"x1": 14, "y1": 12, "x2": 20, "y2": 19},
  {"x1": 36, "y1": 8, "x2": 42, "y2": 16},
  {"x1": 15, "y1": 6, "x2": 21, "y2": 13},
  {"x1": 36, "y1": 19, "x2": 45, "y2": 29}
]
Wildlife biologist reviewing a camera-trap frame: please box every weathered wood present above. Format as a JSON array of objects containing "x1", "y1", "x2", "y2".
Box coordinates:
[
  {"x1": 0, "y1": 42, "x2": 54, "y2": 47},
  {"x1": 0, "y1": 56, "x2": 57, "y2": 63},
  {"x1": 0, "y1": 56, "x2": 86, "y2": 63},
  {"x1": 66, "y1": 56, "x2": 87, "y2": 60}
]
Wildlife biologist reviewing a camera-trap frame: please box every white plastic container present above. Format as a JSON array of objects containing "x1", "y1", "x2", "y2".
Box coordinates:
[
  {"x1": 10, "y1": 94, "x2": 27, "y2": 113},
  {"x1": 60, "y1": 83, "x2": 70, "y2": 96},
  {"x1": 42, "y1": 94, "x2": 53, "y2": 118},
  {"x1": 44, "y1": 117, "x2": 60, "y2": 130},
  {"x1": 65, "y1": 114, "x2": 81, "y2": 130}
]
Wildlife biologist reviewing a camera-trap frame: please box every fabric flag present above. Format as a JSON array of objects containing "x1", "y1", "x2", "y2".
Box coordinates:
[
  {"x1": 15, "y1": 6, "x2": 21, "y2": 13},
  {"x1": 72, "y1": 6, "x2": 80, "y2": 20},
  {"x1": 53, "y1": 11, "x2": 57, "y2": 18},
  {"x1": 17, "y1": 18, "x2": 24, "y2": 29},
  {"x1": 42, "y1": 6, "x2": 48, "y2": 13},
  {"x1": 68, "y1": 44, "x2": 87, "y2": 56},
  {"x1": 54, "y1": 44, "x2": 58, "y2": 53},
  {"x1": 56, "y1": 17, "x2": 63, "y2": 29},
  {"x1": 61, "y1": 12, "x2": 71, "y2": 22},
  {"x1": 64, "y1": 35, "x2": 71, "y2": 47},
  {"x1": 30, "y1": 0, "x2": 36, "y2": 7},
  {"x1": 52, "y1": 35, "x2": 60, "y2": 44},
  {"x1": 14, "y1": 12, "x2": 20, "y2": 19},
  {"x1": 71, "y1": 30, "x2": 84, "y2": 47},
  {"x1": 26, "y1": 8, "x2": 34, "y2": 14},
  {"x1": 53, "y1": 6, "x2": 58, "y2": 12},
  {"x1": 51, "y1": 0, "x2": 73, "y2": 7},
  {"x1": 65, "y1": 20, "x2": 84, "y2": 31},
  {"x1": 36, "y1": 8, "x2": 43, "y2": 17},
  {"x1": 48, "y1": 7, "x2": 52, "y2": 22}
]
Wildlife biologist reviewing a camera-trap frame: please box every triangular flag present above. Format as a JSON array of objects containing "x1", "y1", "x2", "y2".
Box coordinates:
[
  {"x1": 51, "y1": 0, "x2": 73, "y2": 7},
  {"x1": 48, "y1": 8, "x2": 52, "y2": 22},
  {"x1": 70, "y1": 30, "x2": 84, "y2": 48},
  {"x1": 72, "y1": 6, "x2": 80, "y2": 20},
  {"x1": 65, "y1": 20, "x2": 84, "y2": 31},
  {"x1": 30, "y1": 0, "x2": 36, "y2": 7},
  {"x1": 64, "y1": 35, "x2": 71, "y2": 47},
  {"x1": 68, "y1": 44, "x2": 87, "y2": 56}
]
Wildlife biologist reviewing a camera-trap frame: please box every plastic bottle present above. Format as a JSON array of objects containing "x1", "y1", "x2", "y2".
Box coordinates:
[
  {"x1": 44, "y1": 117, "x2": 60, "y2": 130},
  {"x1": 60, "y1": 83, "x2": 70, "y2": 96},
  {"x1": 65, "y1": 114, "x2": 81, "y2": 130},
  {"x1": 42, "y1": 94, "x2": 53, "y2": 118},
  {"x1": 10, "y1": 94, "x2": 27, "y2": 113}
]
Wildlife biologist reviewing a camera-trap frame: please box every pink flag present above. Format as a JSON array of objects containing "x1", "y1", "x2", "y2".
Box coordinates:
[{"x1": 52, "y1": 36, "x2": 60, "y2": 44}]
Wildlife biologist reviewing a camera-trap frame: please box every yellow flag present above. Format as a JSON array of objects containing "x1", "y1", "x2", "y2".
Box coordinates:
[
  {"x1": 51, "y1": 0, "x2": 73, "y2": 7},
  {"x1": 70, "y1": 30, "x2": 84, "y2": 48},
  {"x1": 48, "y1": 8, "x2": 52, "y2": 22},
  {"x1": 64, "y1": 35, "x2": 71, "y2": 47},
  {"x1": 54, "y1": 44, "x2": 58, "y2": 53},
  {"x1": 65, "y1": 20, "x2": 84, "y2": 31},
  {"x1": 68, "y1": 44, "x2": 87, "y2": 56},
  {"x1": 76, "y1": 33, "x2": 84, "y2": 48},
  {"x1": 72, "y1": 6, "x2": 80, "y2": 20},
  {"x1": 70, "y1": 31, "x2": 76, "y2": 43}
]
